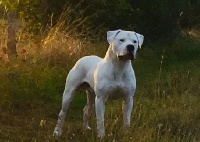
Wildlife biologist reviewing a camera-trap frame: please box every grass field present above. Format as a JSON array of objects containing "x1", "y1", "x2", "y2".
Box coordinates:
[{"x1": 0, "y1": 22, "x2": 200, "y2": 141}]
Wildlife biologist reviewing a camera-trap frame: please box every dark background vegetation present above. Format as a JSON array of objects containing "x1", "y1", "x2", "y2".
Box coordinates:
[{"x1": 1, "y1": 0, "x2": 200, "y2": 40}]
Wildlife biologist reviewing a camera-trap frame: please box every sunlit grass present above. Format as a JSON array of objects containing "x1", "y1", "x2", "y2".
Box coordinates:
[{"x1": 1, "y1": 37, "x2": 200, "y2": 141}]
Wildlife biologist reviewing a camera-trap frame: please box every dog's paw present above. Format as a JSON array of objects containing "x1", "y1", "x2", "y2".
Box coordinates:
[
  {"x1": 97, "y1": 133, "x2": 105, "y2": 139},
  {"x1": 83, "y1": 124, "x2": 92, "y2": 130},
  {"x1": 85, "y1": 126, "x2": 92, "y2": 130},
  {"x1": 97, "y1": 131, "x2": 105, "y2": 139},
  {"x1": 53, "y1": 128, "x2": 62, "y2": 137}
]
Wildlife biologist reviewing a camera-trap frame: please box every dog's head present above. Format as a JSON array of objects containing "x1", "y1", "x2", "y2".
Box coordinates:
[{"x1": 107, "y1": 29, "x2": 144, "y2": 60}]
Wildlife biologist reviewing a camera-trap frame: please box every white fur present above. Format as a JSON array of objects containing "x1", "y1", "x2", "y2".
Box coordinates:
[{"x1": 53, "y1": 30, "x2": 144, "y2": 138}]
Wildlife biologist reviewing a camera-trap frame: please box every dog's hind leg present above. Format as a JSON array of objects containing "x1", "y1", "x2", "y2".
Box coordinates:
[
  {"x1": 53, "y1": 69, "x2": 83, "y2": 136},
  {"x1": 83, "y1": 88, "x2": 95, "y2": 129},
  {"x1": 53, "y1": 86, "x2": 76, "y2": 136}
]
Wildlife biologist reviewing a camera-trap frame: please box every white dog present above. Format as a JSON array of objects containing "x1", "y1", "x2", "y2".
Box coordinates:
[{"x1": 53, "y1": 29, "x2": 144, "y2": 137}]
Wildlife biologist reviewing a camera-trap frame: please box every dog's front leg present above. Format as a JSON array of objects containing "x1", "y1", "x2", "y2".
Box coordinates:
[
  {"x1": 123, "y1": 96, "x2": 133, "y2": 127},
  {"x1": 95, "y1": 95, "x2": 106, "y2": 138}
]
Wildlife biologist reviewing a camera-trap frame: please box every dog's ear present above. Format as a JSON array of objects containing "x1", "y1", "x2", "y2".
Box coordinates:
[
  {"x1": 135, "y1": 33, "x2": 144, "y2": 49},
  {"x1": 107, "y1": 30, "x2": 121, "y2": 44}
]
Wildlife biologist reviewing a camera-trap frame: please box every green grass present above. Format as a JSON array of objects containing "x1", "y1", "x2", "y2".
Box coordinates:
[{"x1": 1, "y1": 29, "x2": 200, "y2": 141}]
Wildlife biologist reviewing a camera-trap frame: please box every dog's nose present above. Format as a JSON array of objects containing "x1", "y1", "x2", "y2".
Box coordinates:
[{"x1": 126, "y1": 44, "x2": 135, "y2": 53}]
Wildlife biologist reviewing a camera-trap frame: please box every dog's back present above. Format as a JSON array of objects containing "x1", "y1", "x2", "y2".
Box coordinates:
[
  {"x1": 66, "y1": 55, "x2": 102, "y2": 89},
  {"x1": 73, "y1": 56, "x2": 102, "y2": 73}
]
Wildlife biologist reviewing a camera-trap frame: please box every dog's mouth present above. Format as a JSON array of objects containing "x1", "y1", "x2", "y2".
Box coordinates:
[{"x1": 117, "y1": 53, "x2": 134, "y2": 60}]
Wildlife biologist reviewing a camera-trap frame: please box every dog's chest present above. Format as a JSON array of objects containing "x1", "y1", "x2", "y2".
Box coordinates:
[
  {"x1": 105, "y1": 73, "x2": 130, "y2": 99},
  {"x1": 95, "y1": 62, "x2": 135, "y2": 99},
  {"x1": 105, "y1": 81, "x2": 128, "y2": 99}
]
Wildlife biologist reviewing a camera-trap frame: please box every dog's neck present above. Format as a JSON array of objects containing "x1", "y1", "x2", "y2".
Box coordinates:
[{"x1": 103, "y1": 46, "x2": 132, "y2": 79}]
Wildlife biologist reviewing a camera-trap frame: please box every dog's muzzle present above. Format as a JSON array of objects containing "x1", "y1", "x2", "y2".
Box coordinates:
[
  {"x1": 117, "y1": 45, "x2": 135, "y2": 60},
  {"x1": 117, "y1": 54, "x2": 134, "y2": 60}
]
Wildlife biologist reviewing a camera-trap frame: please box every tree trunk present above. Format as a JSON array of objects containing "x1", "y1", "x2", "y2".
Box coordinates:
[{"x1": 7, "y1": 11, "x2": 18, "y2": 61}]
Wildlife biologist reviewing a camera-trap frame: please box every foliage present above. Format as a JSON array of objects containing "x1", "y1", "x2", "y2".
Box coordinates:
[{"x1": 1, "y1": 0, "x2": 200, "y2": 40}]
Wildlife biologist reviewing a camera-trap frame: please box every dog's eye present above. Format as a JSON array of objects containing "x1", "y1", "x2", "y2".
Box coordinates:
[
  {"x1": 133, "y1": 40, "x2": 137, "y2": 43},
  {"x1": 119, "y1": 39, "x2": 125, "y2": 42}
]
